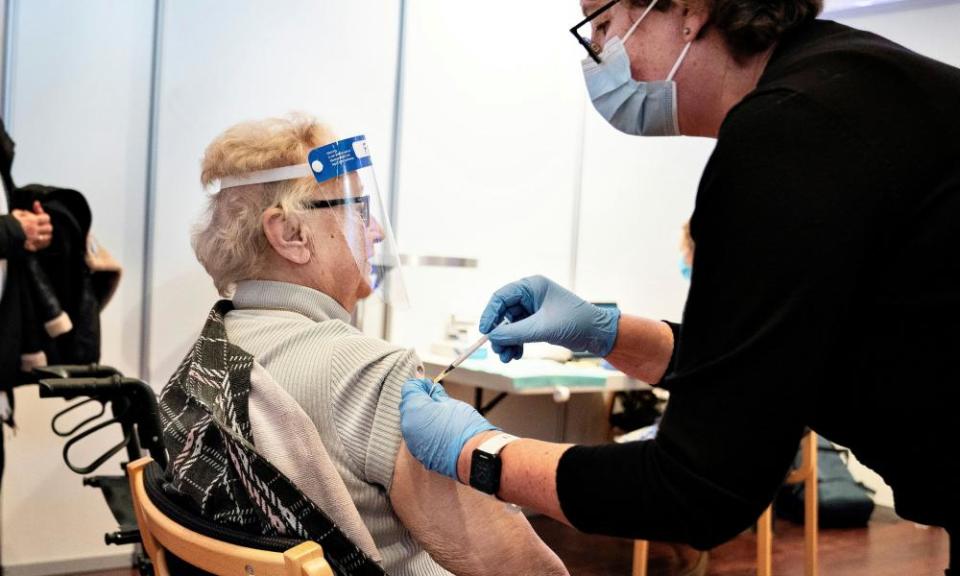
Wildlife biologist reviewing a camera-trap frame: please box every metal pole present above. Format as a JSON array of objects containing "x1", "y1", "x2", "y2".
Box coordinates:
[{"x1": 139, "y1": 0, "x2": 164, "y2": 382}]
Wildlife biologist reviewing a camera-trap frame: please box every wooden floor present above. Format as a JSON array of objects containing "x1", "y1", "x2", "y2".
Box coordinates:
[
  {"x1": 77, "y1": 507, "x2": 949, "y2": 576},
  {"x1": 529, "y1": 506, "x2": 951, "y2": 576}
]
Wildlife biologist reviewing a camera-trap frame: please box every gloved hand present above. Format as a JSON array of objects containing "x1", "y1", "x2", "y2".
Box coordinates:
[
  {"x1": 400, "y1": 378, "x2": 500, "y2": 480},
  {"x1": 479, "y1": 275, "x2": 621, "y2": 363}
]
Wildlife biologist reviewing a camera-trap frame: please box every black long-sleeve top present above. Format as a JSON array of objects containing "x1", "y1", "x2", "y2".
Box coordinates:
[{"x1": 556, "y1": 19, "x2": 960, "y2": 549}]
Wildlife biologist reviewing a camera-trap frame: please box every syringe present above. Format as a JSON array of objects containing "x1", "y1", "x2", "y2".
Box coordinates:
[{"x1": 433, "y1": 318, "x2": 510, "y2": 384}]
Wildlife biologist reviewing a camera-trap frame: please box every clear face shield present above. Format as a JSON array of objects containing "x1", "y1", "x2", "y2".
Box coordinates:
[{"x1": 219, "y1": 135, "x2": 408, "y2": 307}]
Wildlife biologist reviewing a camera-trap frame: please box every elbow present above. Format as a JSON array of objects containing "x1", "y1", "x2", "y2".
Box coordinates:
[
  {"x1": 682, "y1": 507, "x2": 760, "y2": 550},
  {"x1": 671, "y1": 487, "x2": 768, "y2": 550}
]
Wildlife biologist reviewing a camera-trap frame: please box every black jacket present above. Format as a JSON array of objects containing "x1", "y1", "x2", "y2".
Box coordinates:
[
  {"x1": 0, "y1": 118, "x2": 26, "y2": 403},
  {"x1": 0, "y1": 119, "x2": 103, "y2": 408}
]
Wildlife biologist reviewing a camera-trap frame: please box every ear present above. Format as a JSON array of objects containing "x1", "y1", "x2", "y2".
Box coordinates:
[
  {"x1": 680, "y1": 3, "x2": 709, "y2": 41},
  {"x1": 262, "y1": 207, "x2": 311, "y2": 265}
]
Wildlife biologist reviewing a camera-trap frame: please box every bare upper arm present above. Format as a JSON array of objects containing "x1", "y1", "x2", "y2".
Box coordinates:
[{"x1": 389, "y1": 442, "x2": 569, "y2": 576}]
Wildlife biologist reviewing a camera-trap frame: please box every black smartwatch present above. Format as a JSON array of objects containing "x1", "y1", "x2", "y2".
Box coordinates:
[{"x1": 469, "y1": 433, "x2": 519, "y2": 496}]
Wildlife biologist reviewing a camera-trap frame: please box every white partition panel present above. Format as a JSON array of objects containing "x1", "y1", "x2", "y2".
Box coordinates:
[
  {"x1": 575, "y1": 115, "x2": 715, "y2": 322},
  {"x1": 389, "y1": 0, "x2": 587, "y2": 352},
  {"x1": 834, "y1": 1, "x2": 960, "y2": 67},
  {"x1": 2, "y1": 0, "x2": 153, "y2": 568},
  {"x1": 147, "y1": 0, "x2": 401, "y2": 385}
]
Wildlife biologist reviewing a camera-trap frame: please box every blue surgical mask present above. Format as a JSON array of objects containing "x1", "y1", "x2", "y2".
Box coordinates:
[
  {"x1": 581, "y1": 0, "x2": 692, "y2": 137},
  {"x1": 679, "y1": 256, "x2": 692, "y2": 280}
]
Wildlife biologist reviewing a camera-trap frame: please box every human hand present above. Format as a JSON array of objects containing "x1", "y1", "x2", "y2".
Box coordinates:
[
  {"x1": 400, "y1": 378, "x2": 499, "y2": 481},
  {"x1": 479, "y1": 275, "x2": 621, "y2": 362},
  {"x1": 12, "y1": 201, "x2": 53, "y2": 251}
]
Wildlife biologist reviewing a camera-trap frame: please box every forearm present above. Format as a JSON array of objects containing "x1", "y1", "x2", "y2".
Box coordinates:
[
  {"x1": 457, "y1": 431, "x2": 575, "y2": 527},
  {"x1": 455, "y1": 432, "x2": 766, "y2": 549},
  {"x1": 392, "y1": 443, "x2": 568, "y2": 576},
  {"x1": 604, "y1": 314, "x2": 675, "y2": 384}
]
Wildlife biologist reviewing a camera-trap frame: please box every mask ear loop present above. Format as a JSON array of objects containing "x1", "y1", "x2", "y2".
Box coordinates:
[
  {"x1": 664, "y1": 41, "x2": 693, "y2": 134},
  {"x1": 666, "y1": 41, "x2": 693, "y2": 81},
  {"x1": 623, "y1": 0, "x2": 661, "y2": 43}
]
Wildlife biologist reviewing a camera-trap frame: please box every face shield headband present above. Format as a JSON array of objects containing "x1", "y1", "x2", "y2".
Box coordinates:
[{"x1": 219, "y1": 135, "x2": 408, "y2": 307}]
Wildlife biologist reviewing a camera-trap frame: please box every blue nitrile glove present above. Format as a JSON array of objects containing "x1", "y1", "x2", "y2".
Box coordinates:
[
  {"x1": 479, "y1": 275, "x2": 621, "y2": 363},
  {"x1": 400, "y1": 378, "x2": 500, "y2": 480}
]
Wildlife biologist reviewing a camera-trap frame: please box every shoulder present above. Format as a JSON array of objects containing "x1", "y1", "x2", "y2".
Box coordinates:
[
  {"x1": 710, "y1": 87, "x2": 866, "y2": 205},
  {"x1": 741, "y1": 19, "x2": 960, "y2": 147},
  {"x1": 226, "y1": 307, "x2": 419, "y2": 384},
  {"x1": 696, "y1": 90, "x2": 882, "y2": 251},
  {"x1": 326, "y1": 327, "x2": 409, "y2": 363},
  {"x1": 720, "y1": 87, "x2": 851, "y2": 150}
]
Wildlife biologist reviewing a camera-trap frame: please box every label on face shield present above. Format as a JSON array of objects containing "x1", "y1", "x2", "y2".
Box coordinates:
[{"x1": 308, "y1": 135, "x2": 373, "y2": 184}]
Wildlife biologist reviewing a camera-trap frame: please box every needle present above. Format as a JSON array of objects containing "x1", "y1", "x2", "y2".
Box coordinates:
[{"x1": 433, "y1": 318, "x2": 510, "y2": 383}]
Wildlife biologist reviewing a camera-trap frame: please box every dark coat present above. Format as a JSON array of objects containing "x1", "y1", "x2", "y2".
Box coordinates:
[
  {"x1": 0, "y1": 119, "x2": 104, "y2": 416},
  {"x1": 0, "y1": 118, "x2": 26, "y2": 405}
]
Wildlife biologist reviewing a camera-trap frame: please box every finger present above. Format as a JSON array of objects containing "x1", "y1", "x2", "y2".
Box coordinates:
[
  {"x1": 427, "y1": 382, "x2": 450, "y2": 400},
  {"x1": 401, "y1": 378, "x2": 434, "y2": 406},
  {"x1": 487, "y1": 316, "x2": 541, "y2": 348},
  {"x1": 505, "y1": 303, "x2": 528, "y2": 322},
  {"x1": 479, "y1": 281, "x2": 531, "y2": 334},
  {"x1": 492, "y1": 341, "x2": 524, "y2": 361},
  {"x1": 33, "y1": 200, "x2": 46, "y2": 215},
  {"x1": 37, "y1": 223, "x2": 53, "y2": 236},
  {"x1": 490, "y1": 341, "x2": 509, "y2": 355},
  {"x1": 495, "y1": 344, "x2": 522, "y2": 363},
  {"x1": 35, "y1": 213, "x2": 51, "y2": 225}
]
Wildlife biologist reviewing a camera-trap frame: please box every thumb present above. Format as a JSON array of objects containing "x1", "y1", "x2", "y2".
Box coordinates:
[
  {"x1": 33, "y1": 200, "x2": 45, "y2": 215},
  {"x1": 487, "y1": 315, "x2": 542, "y2": 347},
  {"x1": 401, "y1": 378, "x2": 439, "y2": 411}
]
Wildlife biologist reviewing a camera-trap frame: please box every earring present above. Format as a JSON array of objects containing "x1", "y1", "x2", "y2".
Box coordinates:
[{"x1": 683, "y1": 27, "x2": 692, "y2": 36}]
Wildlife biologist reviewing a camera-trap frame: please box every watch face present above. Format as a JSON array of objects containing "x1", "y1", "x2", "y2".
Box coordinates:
[{"x1": 470, "y1": 451, "x2": 502, "y2": 495}]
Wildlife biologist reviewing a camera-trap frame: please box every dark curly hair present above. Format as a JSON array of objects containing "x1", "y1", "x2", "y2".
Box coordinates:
[{"x1": 631, "y1": 0, "x2": 823, "y2": 56}]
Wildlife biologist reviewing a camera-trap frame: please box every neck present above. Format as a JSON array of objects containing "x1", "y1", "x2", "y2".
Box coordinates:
[
  {"x1": 679, "y1": 34, "x2": 776, "y2": 138},
  {"x1": 257, "y1": 257, "x2": 358, "y2": 314}
]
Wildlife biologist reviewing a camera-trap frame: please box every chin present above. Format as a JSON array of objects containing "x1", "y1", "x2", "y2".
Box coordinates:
[{"x1": 356, "y1": 282, "x2": 374, "y2": 301}]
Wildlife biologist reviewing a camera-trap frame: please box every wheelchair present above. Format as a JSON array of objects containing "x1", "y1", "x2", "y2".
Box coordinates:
[
  {"x1": 29, "y1": 364, "x2": 165, "y2": 574},
  {"x1": 27, "y1": 365, "x2": 339, "y2": 576}
]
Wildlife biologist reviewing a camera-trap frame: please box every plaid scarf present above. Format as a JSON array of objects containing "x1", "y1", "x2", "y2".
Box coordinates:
[{"x1": 159, "y1": 300, "x2": 387, "y2": 575}]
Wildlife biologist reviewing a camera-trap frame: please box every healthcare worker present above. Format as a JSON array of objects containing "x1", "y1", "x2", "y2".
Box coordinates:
[{"x1": 400, "y1": 0, "x2": 960, "y2": 572}]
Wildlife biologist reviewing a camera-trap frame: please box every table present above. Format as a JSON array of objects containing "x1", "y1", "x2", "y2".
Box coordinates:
[{"x1": 420, "y1": 354, "x2": 651, "y2": 440}]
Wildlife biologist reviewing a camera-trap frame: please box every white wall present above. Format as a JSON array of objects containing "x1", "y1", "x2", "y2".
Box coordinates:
[
  {"x1": 145, "y1": 0, "x2": 401, "y2": 386},
  {"x1": 389, "y1": 0, "x2": 588, "y2": 352},
  {"x1": 2, "y1": 0, "x2": 153, "y2": 569},
  {"x1": 574, "y1": 125, "x2": 713, "y2": 320},
  {"x1": 832, "y1": 1, "x2": 960, "y2": 65}
]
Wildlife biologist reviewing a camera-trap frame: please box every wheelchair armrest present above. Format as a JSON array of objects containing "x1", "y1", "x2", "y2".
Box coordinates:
[
  {"x1": 38, "y1": 376, "x2": 126, "y2": 400},
  {"x1": 37, "y1": 376, "x2": 168, "y2": 468},
  {"x1": 32, "y1": 364, "x2": 121, "y2": 380}
]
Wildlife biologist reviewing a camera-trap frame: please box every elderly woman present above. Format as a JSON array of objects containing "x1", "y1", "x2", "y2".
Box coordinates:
[{"x1": 161, "y1": 115, "x2": 567, "y2": 576}]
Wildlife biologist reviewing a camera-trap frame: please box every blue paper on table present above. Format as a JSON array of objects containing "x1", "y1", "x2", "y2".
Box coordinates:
[
  {"x1": 468, "y1": 348, "x2": 488, "y2": 360},
  {"x1": 460, "y1": 358, "x2": 608, "y2": 389}
]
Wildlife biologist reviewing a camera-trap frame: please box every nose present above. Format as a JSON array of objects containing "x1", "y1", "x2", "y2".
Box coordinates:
[{"x1": 368, "y1": 216, "x2": 385, "y2": 244}]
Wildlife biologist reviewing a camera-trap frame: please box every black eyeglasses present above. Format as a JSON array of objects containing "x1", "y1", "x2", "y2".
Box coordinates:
[
  {"x1": 309, "y1": 196, "x2": 370, "y2": 226},
  {"x1": 570, "y1": 0, "x2": 620, "y2": 64}
]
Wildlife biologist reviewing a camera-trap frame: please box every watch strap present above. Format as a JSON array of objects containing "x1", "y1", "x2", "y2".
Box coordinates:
[{"x1": 477, "y1": 432, "x2": 520, "y2": 456}]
